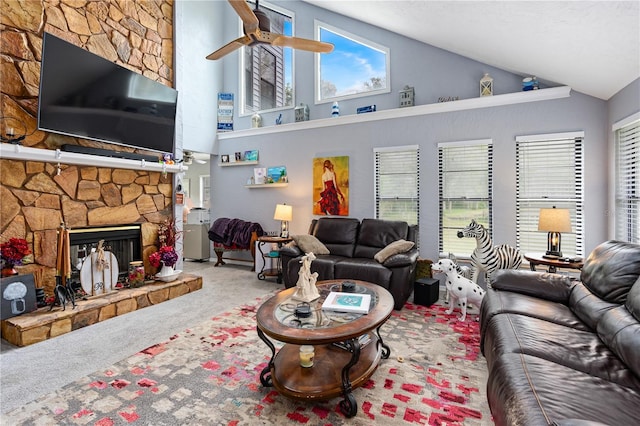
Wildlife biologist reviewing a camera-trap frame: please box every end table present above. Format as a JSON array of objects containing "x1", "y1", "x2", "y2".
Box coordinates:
[
  {"x1": 524, "y1": 253, "x2": 584, "y2": 273},
  {"x1": 257, "y1": 236, "x2": 292, "y2": 283}
]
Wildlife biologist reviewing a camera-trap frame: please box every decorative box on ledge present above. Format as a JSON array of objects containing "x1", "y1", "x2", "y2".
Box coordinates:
[{"x1": 0, "y1": 273, "x2": 202, "y2": 347}]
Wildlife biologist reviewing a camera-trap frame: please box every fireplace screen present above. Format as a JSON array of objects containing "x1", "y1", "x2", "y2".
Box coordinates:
[{"x1": 69, "y1": 225, "x2": 143, "y2": 279}]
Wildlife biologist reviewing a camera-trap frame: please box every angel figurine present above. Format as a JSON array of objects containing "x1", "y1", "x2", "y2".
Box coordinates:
[{"x1": 291, "y1": 252, "x2": 320, "y2": 302}]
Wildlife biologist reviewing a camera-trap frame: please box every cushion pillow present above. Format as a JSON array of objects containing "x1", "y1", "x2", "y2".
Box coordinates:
[
  {"x1": 374, "y1": 239, "x2": 415, "y2": 263},
  {"x1": 292, "y1": 235, "x2": 330, "y2": 255}
]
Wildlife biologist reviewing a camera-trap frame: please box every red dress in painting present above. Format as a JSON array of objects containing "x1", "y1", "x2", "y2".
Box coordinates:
[{"x1": 319, "y1": 180, "x2": 341, "y2": 215}]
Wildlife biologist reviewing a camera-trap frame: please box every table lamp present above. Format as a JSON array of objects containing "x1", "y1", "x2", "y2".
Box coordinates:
[
  {"x1": 538, "y1": 206, "x2": 571, "y2": 257},
  {"x1": 274, "y1": 204, "x2": 293, "y2": 238}
]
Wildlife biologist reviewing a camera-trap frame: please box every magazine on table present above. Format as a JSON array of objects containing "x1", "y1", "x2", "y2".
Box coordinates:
[{"x1": 321, "y1": 292, "x2": 371, "y2": 314}]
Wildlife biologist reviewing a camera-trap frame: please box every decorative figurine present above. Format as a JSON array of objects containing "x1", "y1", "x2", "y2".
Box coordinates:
[
  {"x1": 295, "y1": 103, "x2": 310, "y2": 122},
  {"x1": 251, "y1": 112, "x2": 262, "y2": 128},
  {"x1": 480, "y1": 73, "x2": 493, "y2": 97},
  {"x1": 332, "y1": 101, "x2": 340, "y2": 118},
  {"x1": 291, "y1": 252, "x2": 320, "y2": 302},
  {"x1": 399, "y1": 85, "x2": 415, "y2": 107}
]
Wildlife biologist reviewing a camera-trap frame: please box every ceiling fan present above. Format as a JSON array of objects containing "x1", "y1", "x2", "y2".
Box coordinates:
[
  {"x1": 206, "y1": 0, "x2": 334, "y2": 60},
  {"x1": 183, "y1": 151, "x2": 207, "y2": 165}
]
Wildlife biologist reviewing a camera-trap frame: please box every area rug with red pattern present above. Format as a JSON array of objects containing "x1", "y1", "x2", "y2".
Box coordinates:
[{"x1": 2, "y1": 296, "x2": 493, "y2": 425}]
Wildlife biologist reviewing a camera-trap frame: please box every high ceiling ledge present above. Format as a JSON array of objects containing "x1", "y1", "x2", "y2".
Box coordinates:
[{"x1": 219, "y1": 86, "x2": 571, "y2": 140}]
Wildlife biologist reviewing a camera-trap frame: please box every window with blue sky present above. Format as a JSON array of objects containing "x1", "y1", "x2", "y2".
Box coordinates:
[{"x1": 315, "y1": 21, "x2": 390, "y2": 103}]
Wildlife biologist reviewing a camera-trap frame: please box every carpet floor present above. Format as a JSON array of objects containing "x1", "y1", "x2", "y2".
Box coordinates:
[{"x1": 1, "y1": 274, "x2": 493, "y2": 425}]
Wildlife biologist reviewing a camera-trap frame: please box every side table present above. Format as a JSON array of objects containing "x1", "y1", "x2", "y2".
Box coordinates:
[
  {"x1": 257, "y1": 236, "x2": 292, "y2": 283},
  {"x1": 524, "y1": 253, "x2": 584, "y2": 273}
]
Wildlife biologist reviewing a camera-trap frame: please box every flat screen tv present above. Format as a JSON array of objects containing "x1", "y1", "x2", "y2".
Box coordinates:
[{"x1": 38, "y1": 32, "x2": 178, "y2": 154}]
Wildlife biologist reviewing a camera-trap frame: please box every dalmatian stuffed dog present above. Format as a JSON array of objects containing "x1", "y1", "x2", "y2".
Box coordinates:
[{"x1": 431, "y1": 258, "x2": 485, "y2": 322}]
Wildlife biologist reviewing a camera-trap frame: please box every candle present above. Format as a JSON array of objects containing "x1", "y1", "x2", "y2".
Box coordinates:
[{"x1": 299, "y1": 345, "x2": 314, "y2": 368}]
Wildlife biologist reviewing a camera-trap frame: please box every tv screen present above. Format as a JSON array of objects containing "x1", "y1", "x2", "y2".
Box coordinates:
[{"x1": 38, "y1": 32, "x2": 178, "y2": 154}]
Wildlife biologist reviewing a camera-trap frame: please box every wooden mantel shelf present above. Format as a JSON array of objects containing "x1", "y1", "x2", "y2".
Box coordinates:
[{"x1": 218, "y1": 86, "x2": 571, "y2": 140}]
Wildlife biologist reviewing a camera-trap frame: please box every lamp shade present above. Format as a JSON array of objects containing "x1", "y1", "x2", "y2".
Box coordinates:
[
  {"x1": 274, "y1": 204, "x2": 293, "y2": 222},
  {"x1": 538, "y1": 208, "x2": 571, "y2": 232}
]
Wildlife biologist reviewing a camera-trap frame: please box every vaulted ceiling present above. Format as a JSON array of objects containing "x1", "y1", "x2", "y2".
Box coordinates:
[{"x1": 302, "y1": 1, "x2": 640, "y2": 100}]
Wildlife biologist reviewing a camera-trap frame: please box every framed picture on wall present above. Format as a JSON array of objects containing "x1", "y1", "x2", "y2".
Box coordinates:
[
  {"x1": 313, "y1": 156, "x2": 349, "y2": 216},
  {"x1": 221, "y1": 155, "x2": 229, "y2": 163},
  {"x1": 267, "y1": 166, "x2": 287, "y2": 183},
  {"x1": 244, "y1": 150, "x2": 259, "y2": 161}
]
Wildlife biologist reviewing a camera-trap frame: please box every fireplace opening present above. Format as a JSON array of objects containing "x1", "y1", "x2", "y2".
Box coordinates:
[{"x1": 68, "y1": 225, "x2": 143, "y2": 283}]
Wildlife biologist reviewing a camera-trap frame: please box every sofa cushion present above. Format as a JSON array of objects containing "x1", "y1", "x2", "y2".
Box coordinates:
[
  {"x1": 580, "y1": 240, "x2": 640, "y2": 304},
  {"x1": 334, "y1": 258, "x2": 392, "y2": 289},
  {"x1": 487, "y1": 353, "x2": 640, "y2": 426},
  {"x1": 354, "y1": 218, "x2": 409, "y2": 258},
  {"x1": 291, "y1": 234, "x2": 330, "y2": 255},
  {"x1": 625, "y1": 276, "x2": 640, "y2": 321},
  {"x1": 374, "y1": 239, "x2": 415, "y2": 263},
  {"x1": 483, "y1": 313, "x2": 640, "y2": 389},
  {"x1": 569, "y1": 282, "x2": 620, "y2": 330},
  {"x1": 312, "y1": 217, "x2": 359, "y2": 257},
  {"x1": 596, "y1": 304, "x2": 640, "y2": 379}
]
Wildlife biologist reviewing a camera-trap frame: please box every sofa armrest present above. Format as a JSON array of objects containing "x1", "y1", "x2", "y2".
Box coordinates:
[
  {"x1": 383, "y1": 249, "x2": 419, "y2": 268},
  {"x1": 279, "y1": 244, "x2": 303, "y2": 258},
  {"x1": 491, "y1": 269, "x2": 575, "y2": 303}
]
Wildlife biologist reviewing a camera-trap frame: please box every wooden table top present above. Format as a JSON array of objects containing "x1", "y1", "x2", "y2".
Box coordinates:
[
  {"x1": 256, "y1": 280, "x2": 394, "y2": 346},
  {"x1": 524, "y1": 253, "x2": 584, "y2": 269}
]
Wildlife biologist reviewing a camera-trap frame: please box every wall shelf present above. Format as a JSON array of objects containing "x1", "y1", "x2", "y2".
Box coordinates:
[
  {"x1": 0, "y1": 144, "x2": 187, "y2": 173},
  {"x1": 218, "y1": 86, "x2": 571, "y2": 140},
  {"x1": 244, "y1": 183, "x2": 288, "y2": 188},
  {"x1": 220, "y1": 160, "x2": 258, "y2": 167}
]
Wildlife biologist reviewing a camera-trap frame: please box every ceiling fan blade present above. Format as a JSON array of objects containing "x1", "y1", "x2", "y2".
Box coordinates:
[
  {"x1": 270, "y1": 35, "x2": 334, "y2": 53},
  {"x1": 206, "y1": 35, "x2": 252, "y2": 60},
  {"x1": 229, "y1": 0, "x2": 259, "y2": 34}
]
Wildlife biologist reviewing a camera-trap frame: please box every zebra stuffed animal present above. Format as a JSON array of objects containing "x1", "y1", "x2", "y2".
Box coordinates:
[{"x1": 457, "y1": 219, "x2": 522, "y2": 284}]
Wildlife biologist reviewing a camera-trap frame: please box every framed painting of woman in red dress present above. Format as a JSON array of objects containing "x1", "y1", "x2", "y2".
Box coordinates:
[{"x1": 313, "y1": 156, "x2": 349, "y2": 216}]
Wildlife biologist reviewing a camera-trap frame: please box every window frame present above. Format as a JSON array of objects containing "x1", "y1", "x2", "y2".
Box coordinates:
[
  {"x1": 239, "y1": 1, "x2": 295, "y2": 116},
  {"x1": 613, "y1": 112, "x2": 640, "y2": 244},
  {"x1": 314, "y1": 20, "x2": 391, "y2": 104},
  {"x1": 374, "y1": 145, "x2": 420, "y2": 227},
  {"x1": 438, "y1": 139, "x2": 494, "y2": 257},
  {"x1": 515, "y1": 132, "x2": 585, "y2": 257}
]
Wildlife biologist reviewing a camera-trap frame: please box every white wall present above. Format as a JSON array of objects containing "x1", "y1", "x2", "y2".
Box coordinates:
[{"x1": 185, "y1": 0, "x2": 624, "y2": 261}]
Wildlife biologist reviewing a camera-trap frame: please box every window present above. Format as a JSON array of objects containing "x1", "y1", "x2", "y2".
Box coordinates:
[
  {"x1": 374, "y1": 146, "x2": 419, "y2": 226},
  {"x1": 241, "y1": 1, "x2": 293, "y2": 114},
  {"x1": 315, "y1": 21, "x2": 390, "y2": 103},
  {"x1": 200, "y1": 175, "x2": 210, "y2": 209},
  {"x1": 438, "y1": 140, "x2": 493, "y2": 256},
  {"x1": 614, "y1": 114, "x2": 640, "y2": 243},
  {"x1": 515, "y1": 133, "x2": 584, "y2": 256}
]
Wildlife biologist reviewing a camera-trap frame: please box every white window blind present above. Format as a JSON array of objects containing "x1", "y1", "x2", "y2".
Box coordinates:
[
  {"x1": 374, "y1": 146, "x2": 419, "y2": 226},
  {"x1": 438, "y1": 140, "x2": 493, "y2": 256},
  {"x1": 516, "y1": 133, "x2": 584, "y2": 256},
  {"x1": 615, "y1": 118, "x2": 640, "y2": 243}
]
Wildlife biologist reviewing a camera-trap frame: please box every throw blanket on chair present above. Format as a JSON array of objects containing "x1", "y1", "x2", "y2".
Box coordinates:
[{"x1": 209, "y1": 218, "x2": 264, "y2": 268}]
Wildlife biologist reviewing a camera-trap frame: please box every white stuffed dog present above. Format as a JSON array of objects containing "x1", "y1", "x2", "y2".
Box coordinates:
[{"x1": 431, "y1": 258, "x2": 486, "y2": 321}]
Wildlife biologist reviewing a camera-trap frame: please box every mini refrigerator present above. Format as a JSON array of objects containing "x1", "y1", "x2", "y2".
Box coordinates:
[{"x1": 184, "y1": 223, "x2": 210, "y2": 260}]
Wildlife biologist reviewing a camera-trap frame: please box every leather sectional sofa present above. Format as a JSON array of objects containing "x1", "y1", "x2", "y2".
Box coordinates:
[
  {"x1": 480, "y1": 240, "x2": 640, "y2": 425},
  {"x1": 279, "y1": 217, "x2": 419, "y2": 310}
]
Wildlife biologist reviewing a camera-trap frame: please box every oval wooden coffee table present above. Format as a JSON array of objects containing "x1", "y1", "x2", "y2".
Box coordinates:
[{"x1": 256, "y1": 280, "x2": 394, "y2": 417}]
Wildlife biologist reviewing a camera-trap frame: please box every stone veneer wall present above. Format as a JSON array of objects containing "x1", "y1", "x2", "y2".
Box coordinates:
[{"x1": 1, "y1": 0, "x2": 175, "y2": 296}]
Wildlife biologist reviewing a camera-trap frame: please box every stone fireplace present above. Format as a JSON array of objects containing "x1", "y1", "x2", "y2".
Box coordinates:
[{"x1": 1, "y1": 1, "x2": 177, "y2": 296}]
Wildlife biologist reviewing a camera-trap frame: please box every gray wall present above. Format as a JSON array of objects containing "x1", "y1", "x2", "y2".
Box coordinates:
[{"x1": 184, "y1": 1, "x2": 636, "y2": 261}]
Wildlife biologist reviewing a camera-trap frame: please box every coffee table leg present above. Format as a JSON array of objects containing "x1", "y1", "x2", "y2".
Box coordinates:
[
  {"x1": 339, "y1": 338, "x2": 360, "y2": 418},
  {"x1": 376, "y1": 326, "x2": 391, "y2": 359},
  {"x1": 257, "y1": 327, "x2": 275, "y2": 387}
]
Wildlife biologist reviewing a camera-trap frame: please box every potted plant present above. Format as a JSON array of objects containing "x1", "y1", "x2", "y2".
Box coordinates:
[{"x1": 1, "y1": 238, "x2": 31, "y2": 277}]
